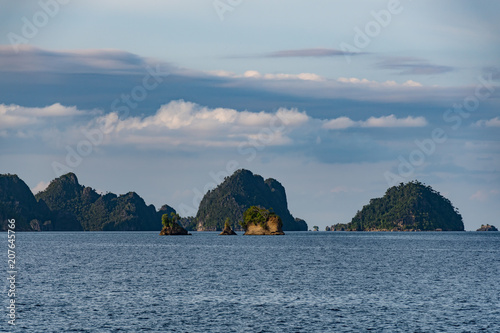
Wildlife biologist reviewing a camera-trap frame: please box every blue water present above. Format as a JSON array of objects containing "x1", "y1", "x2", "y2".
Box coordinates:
[{"x1": 1, "y1": 231, "x2": 499, "y2": 332}]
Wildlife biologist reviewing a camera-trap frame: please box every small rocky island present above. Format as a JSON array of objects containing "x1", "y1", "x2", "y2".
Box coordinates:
[
  {"x1": 240, "y1": 206, "x2": 285, "y2": 235},
  {"x1": 219, "y1": 219, "x2": 237, "y2": 235},
  {"x1": 476, "y1": 224, "x2": 498, "y2": 231},
  {"x1": 159, "y1": 213, "x2": 191, "y2": 235},
  {"x1": 332, "y1": 181, "x2": 464, "y2": 231}
]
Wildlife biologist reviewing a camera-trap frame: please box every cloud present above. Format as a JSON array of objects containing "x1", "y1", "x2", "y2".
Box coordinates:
[
  {"x1": 474, "y1": 117, "x2": 500, "y2": 127},
  {"x1": 228, "y1": 48, "x2": 366, "y2": 59},
  {"x1": 322, "y1": 117, "x2": 357, "y2": 130},
  {"x1": 3, "y1": 100, "x2": 431, "y2": 152},
  {"x1": 0, "y1": 103, "x2": 86, "y2": 130},
  {"x1": 0, "y1": 45, "x2": 172, "y2": 74},
  {"x1": 362, "y1": 115, "x2": 427, "y2": 128},
  {"x1": 337, "y1": 77, "x2": 422, "y2": 87},
  {"x1": 323, "y1": 114, "x2": 427, "y2": 129},
  {"x1": 377, "y1": 57, "x2": 454, "y2": 75},
  {"x1": 91, "y1": 100, "x2": 310, "y2": 148},
  {"x1": 265, "y1": 48, "x2": 364, "y2": 57},
  {"x1": 31, "y1": 181, "x2": 50, "y2": 194},
  {"x1": 209, "y1": 70, "x2": 325, "y2": 82}
]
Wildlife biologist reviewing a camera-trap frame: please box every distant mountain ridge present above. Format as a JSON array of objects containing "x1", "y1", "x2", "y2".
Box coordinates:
[
  {"x1": 0, "y1": 172, "x2": 175, "y2": 231},
  {"x1": 193, "y1": 169, "x2": 308, "y2": 231}
]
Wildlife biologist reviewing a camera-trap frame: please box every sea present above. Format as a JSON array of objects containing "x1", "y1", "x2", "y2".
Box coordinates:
[{"x1": 1, "y1": 231, "x2": 499, "y2": 332}]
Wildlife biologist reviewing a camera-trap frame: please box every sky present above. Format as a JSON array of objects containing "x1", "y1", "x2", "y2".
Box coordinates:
[{"x1": 0, "y1": 0, "x2": 499, "y2": 230}]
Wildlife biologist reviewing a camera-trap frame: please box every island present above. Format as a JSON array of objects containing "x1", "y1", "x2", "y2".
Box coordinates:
[
  {"x1": 240, "y1": 206, "x2": 285, "y2": 235},
  {"x1": 332, "y1": 181, "x2": 464, "y2": 231},
  {"x1": 0, "y1": 172, "x2": 179, "y2": 231},
  {"x1": 159, "y1": 213, "x2": 191, "y2": 235},
  {"x1": 192, "y1": 169, "x2": 307, "y2": 232},
  {"x1": 477, "y1": 224, "x2": 498, "y2": 231},
  {"x1": 219, "y1": 219, "x2": 237, "y2": 235}
]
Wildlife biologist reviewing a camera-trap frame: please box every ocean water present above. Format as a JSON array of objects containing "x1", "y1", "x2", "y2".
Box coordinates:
[{"x1": 2, "y1": 231, "x2": 499, "y2": 332}]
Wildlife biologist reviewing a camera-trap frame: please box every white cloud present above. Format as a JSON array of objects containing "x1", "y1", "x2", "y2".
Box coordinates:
[
  {"x1": 361, "y1": 115, "x2": 427, "y2": 128},
  {"x1": 209, "y1": 70, "x2": 325, "y2": 82},
  {"x1": 323, "y1": 114, "x2": 427, "y2": 130},
  {"x1": 474, "y1": 117, "x2": 500, "y2": 127},
  {"x1": 90, "y1": 100, "x2": 309, "y2": 148},
  {"x1": 0, "y1": 103, "x2": 85, "y2": 130},
  {"x1": 322, "y1": 117, "x2": 357, "y2": 130},
  {"x1": 210, "y1": 71, "x2": 421, "y2": 86},
  {"x1": 337, "y1": 77, "x2": 422, "y2": 87},
  {"x1": 31, "y1": 181, "x2": 50, "y2": 194}
]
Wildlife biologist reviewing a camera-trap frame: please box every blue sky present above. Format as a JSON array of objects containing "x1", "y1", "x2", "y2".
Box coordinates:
[{"x1": 0, "y1": 0, "x2": 499, "y2": 230}]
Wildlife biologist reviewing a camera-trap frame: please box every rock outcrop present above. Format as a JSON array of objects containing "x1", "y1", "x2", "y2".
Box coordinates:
[
  {"x1": 477, "y1": 224, "x2": 498, "y2": 231},
  {"x1": 0, "y1": 174, "x2": 61, "y2": 231},
  {"x1": 219, "y1": 223, "x2": 237, "y2": 235},
  {"x1": 244, "y1": 215, "x2": 285, "y2": 235},
  {"x1": 159, "y1": 223, "x2": 191, "y2": 235},
  {"x1": 195, "y1": 169, "x2": 307, "y2": 231},
  {"x1": 241, "y1": 206, "x2": 285, "y2": 235}
]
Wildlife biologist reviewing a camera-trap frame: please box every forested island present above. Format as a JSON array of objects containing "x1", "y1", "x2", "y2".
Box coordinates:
[
  {"x1": 330, "y1": 181, "x2": 464, "y2": 231},
  {"x1": 190, "y1": 169, "x2": 307, "y2": 231},
  {"x1": 0, "y1": 173, "x2": 175, "y2": 231},
  {"x1": 1, "y1": 172, "x2": 468, "y2": 232}
]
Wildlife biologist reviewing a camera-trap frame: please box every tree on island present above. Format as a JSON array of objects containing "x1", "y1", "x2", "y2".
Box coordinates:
[
  {"x1": 224, "y1": 218, "x2": 231, "y2": 229},
  {"x1": 313, "y1": 226, "x2": 319, "y2": 231},
  {"x1": 239, "y1": 206, "x2": 284, "y2": 235},
  {"x1": 160, "y1": 212, "x2": 190, "y2": 235},
  {"x1": 162, "y1": 212, "x2": 180, "y2": 228},
  {"x1": 240, "y1": 206, "x2": 273, "y2": 230},
  {"x1": 220, "y1": 218, "x2": 237, "y2": 235}
]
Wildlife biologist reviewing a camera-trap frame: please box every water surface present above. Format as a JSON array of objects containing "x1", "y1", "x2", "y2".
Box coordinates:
[{"x1": 2, "y1": 231, "x2": 499, "y2": 332}]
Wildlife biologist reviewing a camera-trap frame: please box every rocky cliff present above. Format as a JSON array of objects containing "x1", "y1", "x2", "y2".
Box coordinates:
[
  {"x1": 34, "y1": 173, "x2": 176, "y2": 231},
  {"x1": 0, "y1": 174, "x2": 56, "y2": 231},
  {"x1": 195, "y1": 169, "x2": 307, "y2": 231},
  {"x1": 244, "y1": 215, "x2": 285, "y2": 235}
]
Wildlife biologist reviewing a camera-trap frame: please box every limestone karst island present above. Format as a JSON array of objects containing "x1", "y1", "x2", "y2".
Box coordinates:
[{"x1": 0, "y1": 170, "x2": 471, "y2": 233}]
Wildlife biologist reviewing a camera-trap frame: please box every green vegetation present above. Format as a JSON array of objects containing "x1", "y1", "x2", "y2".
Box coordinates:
[
  {"x1": 313, "y1": 226, "x2": 319, "y2": 231},
  {"x1": 195, "y1": 169, "x2": 307, "y2": 231},
  {"x1": 0, "y1": 174, "x2": 53, "y2": 231},
  {"x1": 240, "y1": 206, "x2": 282, "y2": 232},
  {"x1": 240, "y1": 206, "x2": 275, "y2": 231},
  {"x1": 334, "y1": 181, "x2": 464, "y2": 231},
  {"x1": 162, "y1": 212, "x2": 180, "y2": 228},
  {"x1": 159, "y1": 212, "x2": 191, "y2": 235},
  {"x1": 224, "y1": 218, "x2": 231, "y2": 230},
  {"x1": 34, "y1": 173, "x2": 175, "y2": 231}
]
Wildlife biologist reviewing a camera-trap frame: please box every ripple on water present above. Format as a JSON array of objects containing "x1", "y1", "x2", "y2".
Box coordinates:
[{"x1": 2, "y1": 231, "x2": 499, "y2": 332}]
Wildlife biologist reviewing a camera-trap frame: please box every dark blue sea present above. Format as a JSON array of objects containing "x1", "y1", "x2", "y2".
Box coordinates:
[{"x1": 2, "y1": 231, "x2": 499, "y2": 332}]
